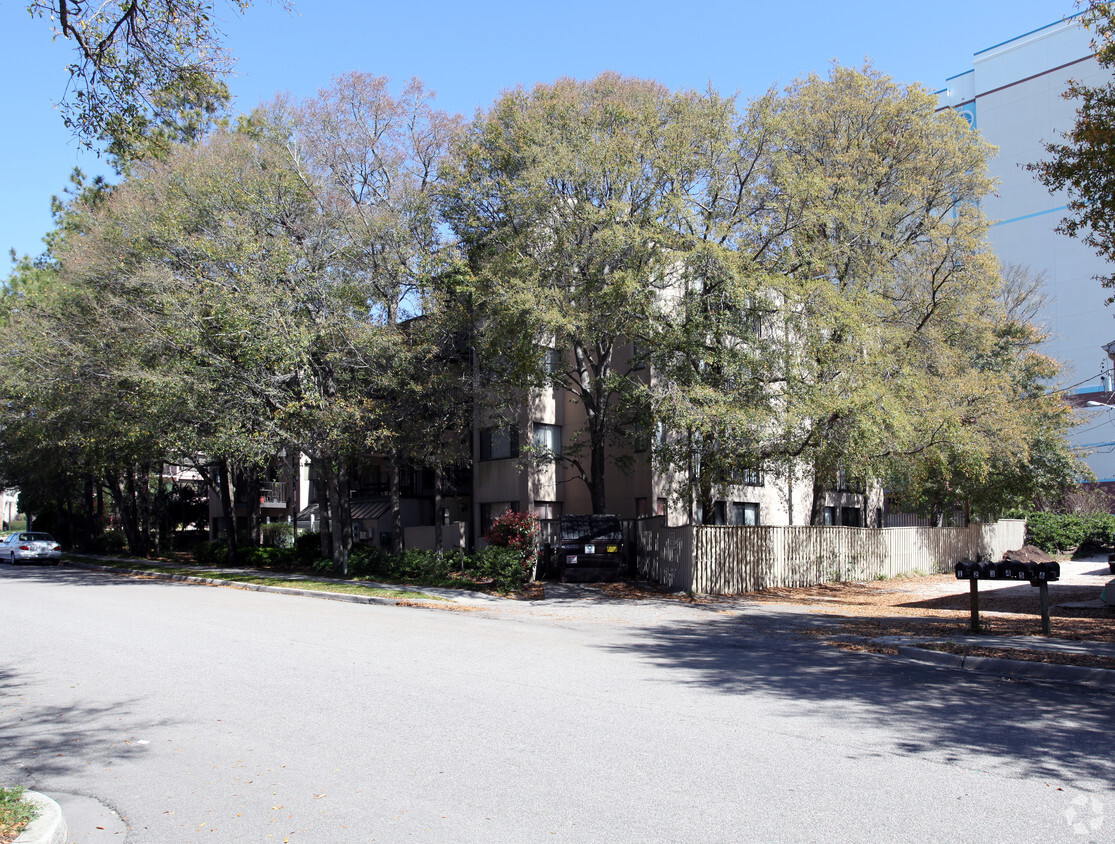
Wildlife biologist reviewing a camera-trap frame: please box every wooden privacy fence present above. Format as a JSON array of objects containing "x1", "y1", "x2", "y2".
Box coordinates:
[{"x1": 632, "y1": 518, "x2": 1026, "y2": 594}]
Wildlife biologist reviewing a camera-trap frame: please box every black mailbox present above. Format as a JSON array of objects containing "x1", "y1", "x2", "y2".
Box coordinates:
[
  {"x1": 955, "y1": 560, "x2": 979, "y2": 579},
  {"x1": 1030, "y1": 562, "x2": 1060, "y2": 584}
]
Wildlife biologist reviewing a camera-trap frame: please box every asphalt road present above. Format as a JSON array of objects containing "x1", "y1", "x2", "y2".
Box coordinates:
[{"x1": 2, "y1": 564, "x2": 1112, "y2": 843}]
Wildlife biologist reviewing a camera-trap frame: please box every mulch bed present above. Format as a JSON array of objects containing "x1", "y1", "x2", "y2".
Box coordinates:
[{"x1": 743, "y1": 573, "x2": 1115, "y2": 668}]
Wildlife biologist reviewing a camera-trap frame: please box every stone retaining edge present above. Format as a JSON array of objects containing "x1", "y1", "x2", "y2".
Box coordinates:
[{"x1": 896, "y1": 645, "x2": 1115, "y2": 690}]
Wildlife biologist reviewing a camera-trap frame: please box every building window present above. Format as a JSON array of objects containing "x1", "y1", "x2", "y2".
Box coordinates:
[
  {"x1": 635, "y1": 497, "x2": 649, "y2": 518},
  {"x1": 480, "y1": 502, "x2": 518, "y2": 536},
  {"x1": 656, "y1": 497, "x2": 668, "y2": 517},
  {"x1": 633, "y1": 427, "x2": 650, "y2": 453},
  {"x1": 533, "y1": 501, "x2": 562, "y2": 521},
  {"x1": 722, "y1": 464, "x2": 764, "y2": 486},
  {"x1": 531, "y1": 423, "x2": 562, "y2": 457},
  {"x1": 480, "y1": 427, "x2": 519, "y2": 461},
  {"x1": 841, "y1": 507, "x2": 861, "y2": 527},
  {"x1": 631, "y1": 340, "x2": 647, "y2": 371},
  {"x1": 709, "y1": 500, "x2": 728, "y2": 525},
  {"x1": 740, "y1": 466, "x2": 763, "y2": 487},
  {"x1": 732, "y1": 502, "x2": 760, "y2": 526},
  {"x1": 741, "y1": 305, "x2": 762, "y2": 338},
  {"x1": 823, "y1": 506, "x2": 836, "y2": 526},
  {"x1": 541, "y1": 348, "x2": 562, "y2": 376}
]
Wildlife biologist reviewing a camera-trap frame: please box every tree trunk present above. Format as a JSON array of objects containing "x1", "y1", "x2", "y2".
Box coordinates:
[
  {"x1": 217, "y1": 459, "x2": 239, "y2": 565},
  {"x1": 240, "y1": 465, "x2": 261, "y2": 547},
  {"x1": 83, "y1": 475, "x2": 97, "y2": 551},
  {"x1": 327, "y1": 458, "x2": 352, "y2": 574},
  {"x1": 433, "y1": 465, "x2": 444, "y2": 554},
  {"x1": 152, "y1": 464, "x2": 168, "y2": 556},
  {"x1": 107, "y1": 470, "x2": 144, "y2": 556},
  {"x1": 390, "y1": 450, "x2": 403, "y2": 554},
  {"x1": 136, "y1": 463, "x2": 152, "y2": 555},
  {"x1": 315, "y1": 461, "x2": 331, "y2": 559},
  {"x1": 589, "y1": 424, "x2": 607, "y2": 515},
  {"x1": 809, "y1": 471, "x2": 826, "y2": 526}
]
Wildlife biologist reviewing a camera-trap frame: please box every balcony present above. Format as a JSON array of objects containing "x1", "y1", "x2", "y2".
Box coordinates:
[{"x1": 260, "y1": 482, "x2": 288, "y2": 507}]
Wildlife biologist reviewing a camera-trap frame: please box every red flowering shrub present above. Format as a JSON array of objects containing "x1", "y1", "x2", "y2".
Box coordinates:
[{"x1": 484, "y1": 510, "x2": 539, "y2": 570}]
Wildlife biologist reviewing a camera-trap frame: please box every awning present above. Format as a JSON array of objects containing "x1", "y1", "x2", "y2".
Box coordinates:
[{"x1": 297, "y1": 500, "x2": 392, "y2": 521}]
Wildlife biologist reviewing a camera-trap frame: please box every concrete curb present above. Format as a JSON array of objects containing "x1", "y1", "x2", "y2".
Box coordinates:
[
  {"x1": 63, "y1": 561, "x2": 455, "y2": 609},
  {"x1": 13, "y1": 791, "x2": 67, "y2": 844},
  {"x1": 896, "y1": 645, "x2": 1115, "y2": 690}
]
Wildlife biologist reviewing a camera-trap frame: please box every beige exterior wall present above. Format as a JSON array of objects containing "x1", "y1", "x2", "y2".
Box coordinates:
[{"x1": 469, "y1": 339, "x2": 882, "y2": 540}]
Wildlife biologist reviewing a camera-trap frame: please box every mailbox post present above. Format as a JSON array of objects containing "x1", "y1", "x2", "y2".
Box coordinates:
[{"x1": 955, "y1": 560, "x2": 1060, "y2": 635}]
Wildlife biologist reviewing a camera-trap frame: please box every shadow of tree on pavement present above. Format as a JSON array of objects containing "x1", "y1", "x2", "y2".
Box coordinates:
[{"x1": 602, "y1": 611, "x2": 1115, "y2": 785}]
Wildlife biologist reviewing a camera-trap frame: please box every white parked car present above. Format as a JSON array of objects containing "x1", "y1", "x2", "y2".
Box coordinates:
[{"x1": 1, "y1": 532, "x2": 62, "y2": 564}]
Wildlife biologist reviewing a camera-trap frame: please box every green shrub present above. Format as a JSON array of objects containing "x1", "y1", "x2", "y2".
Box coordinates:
[
  {"x1": 485, "y1": 510, "x2": 539, "y2": 570},
  {"x1": 347, "y1": 543, "x2": 392, "y2": 577},
  {"x1": 241, "y1": 546, "x2": 298, "y2": 569},
  {"x1": 193, "y1": 540, "x2": 229, "y2": 566},
  {"x1": 93, "y1": 530, "x2": 128, "y2": 555},
  {"x1": 173, "y1": 529, "x2": 208, "y2": 551},
  {"x1": 1023, "y1": 511, "x2": 1115, "y2": 554},
  {"x1": 261, "y1": 523, "x2": 295, "y2": 549},
  {"x1": 475, "y1": 545, "x2": 526, "y2": 592},
  {"x1": 295, "y1": 531, "x2": 326, "y2": 564}
]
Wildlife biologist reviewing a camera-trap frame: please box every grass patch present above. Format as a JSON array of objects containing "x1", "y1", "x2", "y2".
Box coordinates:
[
  {"x1": 70, "y1": 560, "x2": 447, "y2": 601},
  {"x1": 0, "y1": 786, "x2": 39, "y2": 842}
]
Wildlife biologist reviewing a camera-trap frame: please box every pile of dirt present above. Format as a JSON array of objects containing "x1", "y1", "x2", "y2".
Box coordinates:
[{"x1": 1001, "y1": 545, "x2": 1057, "y2": 563}]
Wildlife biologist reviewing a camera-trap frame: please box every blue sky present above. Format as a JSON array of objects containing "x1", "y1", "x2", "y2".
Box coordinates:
[{"x1": 1, "y1": 0, "x2": 1082, "y2": 266}]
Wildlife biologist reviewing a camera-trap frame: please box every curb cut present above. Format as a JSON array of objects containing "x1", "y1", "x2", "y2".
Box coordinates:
[
  {"x1": 896, "y1": 645, "x2": 1115, "y2": 690},
  {"x1": 14, "y1": 791, "x2": 67, "y2": 844},
  {"x1": 63, "y1": 561, "x2": 451, "y2": 609}
]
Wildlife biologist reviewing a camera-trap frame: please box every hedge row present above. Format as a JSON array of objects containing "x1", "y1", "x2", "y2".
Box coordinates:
[
  {"x1": 193, "y1": 533, "x2": 527, "y2": 591},
  {"x1": 1020, "y1": 512, "x2": 1115, "y2": 554}
]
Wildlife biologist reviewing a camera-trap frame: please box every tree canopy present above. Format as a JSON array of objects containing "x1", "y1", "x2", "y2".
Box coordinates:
[
  {"x1": 29, "y1": 0, "x2": 267, "y2": 157},
  {"x1": 0, "y1": 60, "x2": 1081, "y2": 558}
]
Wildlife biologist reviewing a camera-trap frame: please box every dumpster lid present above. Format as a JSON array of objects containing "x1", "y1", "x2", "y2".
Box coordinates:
[{"x1": 559, "y1": 514, "x2": 622, "y2": 543}]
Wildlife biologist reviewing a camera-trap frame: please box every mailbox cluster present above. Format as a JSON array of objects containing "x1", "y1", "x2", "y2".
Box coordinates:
[{"x1": 954, "y1": 560, "x2": 1060, "y2": 586}]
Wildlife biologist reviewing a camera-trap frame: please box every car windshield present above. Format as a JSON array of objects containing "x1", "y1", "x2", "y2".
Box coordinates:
[{"x1": 18, "y1": 533, "x2": 54, "y2": 542}]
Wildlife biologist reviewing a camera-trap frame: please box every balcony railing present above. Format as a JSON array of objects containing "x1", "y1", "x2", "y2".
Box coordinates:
[{"x1": 260, "y1": 482, "x2": 288, "y2": 505}]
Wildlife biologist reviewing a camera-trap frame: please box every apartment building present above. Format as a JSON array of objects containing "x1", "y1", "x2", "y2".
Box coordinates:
[{"x1": 471, "y1": 339, "x2": 881, "y2": 545}]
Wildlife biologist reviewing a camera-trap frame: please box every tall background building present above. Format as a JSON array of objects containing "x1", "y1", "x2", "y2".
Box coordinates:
[{"x1": 937, "y1": 14, "x2": 1115, "y2": 482}]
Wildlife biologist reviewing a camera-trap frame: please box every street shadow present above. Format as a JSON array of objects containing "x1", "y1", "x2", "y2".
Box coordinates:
[
  {"x1": 601, "y1": 611, "x2": 1115, "y2": 783},
  {"x1": 0, "y1": 665, "x2": 175, "y2": 782},
  {"x1": 0, "y1": 563, "x2": 206, "y2": 590}
]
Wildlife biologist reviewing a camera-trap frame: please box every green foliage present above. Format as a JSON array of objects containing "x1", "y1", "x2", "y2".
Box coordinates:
[
  {"x1": 240, "y1": 546, "x2": 298, "y2": 570},
  {"x1": 93, "y1": 530, "x2": 128, "y2": 555},
  {"x1": 194, "y1": 540, "x2": 229, "y2": 566},
  {"x1": 1017, "y1": 510, "x2": 1115, "y2": 554},
  {"x1": 294, "y1": 531, "x2": 328, "y2": 564},
  {"x1": 28, "y1": 1, "x2": 256, "y2": 160},
  {"x1": 0, "y1": 785, "x2": 40, "y2": 839},
  {"x1": 484, "y1": 510, "x2": 539, "y2": 569},
  {"x1": 475, "y1": 545, "x2": 527, "y2": 593},
  {"x1": 261, "y1": 523, "x2": 295, "y2": 549},
  {"x1": 347, "y1": 546, "x2": 453, "y2": 582}
]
